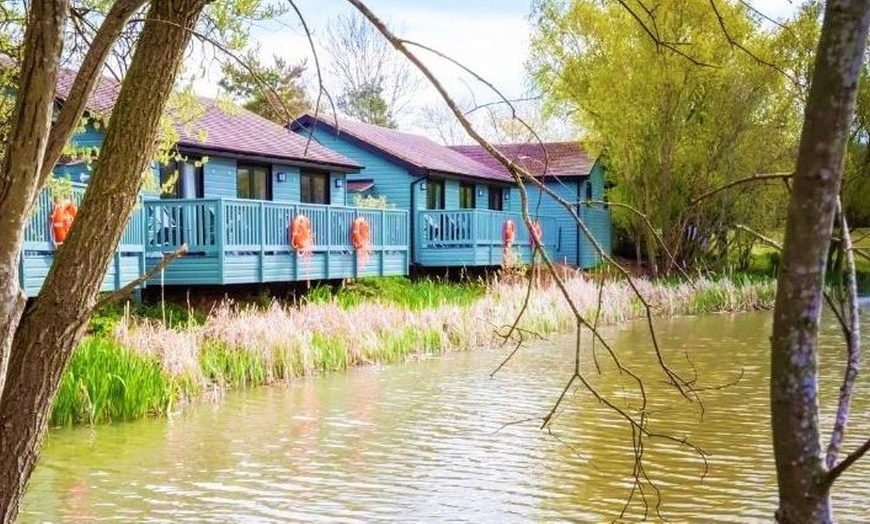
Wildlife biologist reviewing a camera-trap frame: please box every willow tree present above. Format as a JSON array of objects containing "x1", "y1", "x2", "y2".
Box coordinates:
[{"x1": 529, "y1": 0, "x2": 799, "y2": 274}]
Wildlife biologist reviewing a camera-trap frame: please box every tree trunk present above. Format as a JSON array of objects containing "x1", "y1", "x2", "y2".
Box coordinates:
[
  {"x1": 0, "y1": 0, "x2": 209, "y2": 519},
  {"x1": 770, "y1": 2, "x2": 870, "y2": 522},
  {"x1": 0, "y1": 0, "x2": 69, "y2": 399},
  {"x1": 645, "y1": 229, "x2": 659, "y2": 277}
]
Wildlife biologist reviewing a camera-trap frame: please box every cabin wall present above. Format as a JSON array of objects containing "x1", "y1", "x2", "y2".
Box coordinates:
[
  {"x1": 331, "y1": 173, "x2": 347, "y2": 206},
  {"x1": 293, "y1": 126, "x2": 414, "y2": 210},
  {"x1": 578, "y1": 163, "x2": 612, "y2": 268},
  {"x1": 203, "y1": 157, "x2": 237, "y2": 198},
  {"x1": 52, "y1": 122, "x2": 103, "y2": 183},
  {"x1": 519, "y1": 177, "x2": 580, "y2": 267},
  {"x1": 273, "y1": 165, "x2": 300, "y2": 202}
]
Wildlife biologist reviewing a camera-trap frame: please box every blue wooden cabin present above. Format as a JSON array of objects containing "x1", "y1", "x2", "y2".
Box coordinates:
[
  {"x1": 450, "y1": 143, "x2": 612, "y2": 268},
  {"x1": 20, "y1": 72, "x2": 410, "y2": 295},
  {"x1": 290, "y1": 115, "x2": 560, "y2": 268}
]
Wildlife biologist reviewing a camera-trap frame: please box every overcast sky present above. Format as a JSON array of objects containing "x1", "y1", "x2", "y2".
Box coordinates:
[{"x1": 192, "y1": 0, "x2": 802, "y2": 142}]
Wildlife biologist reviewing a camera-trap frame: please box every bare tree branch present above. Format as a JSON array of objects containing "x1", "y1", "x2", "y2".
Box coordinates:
[
  {"x1": 94, "y1": 244, "x2": 188, "y2": 310},
  {"x1": 825, "y1": 201, "x2": 861, "y2": 470},
  {"x1": 690, "y1": 172, "x2": 794, "y2": 206}
]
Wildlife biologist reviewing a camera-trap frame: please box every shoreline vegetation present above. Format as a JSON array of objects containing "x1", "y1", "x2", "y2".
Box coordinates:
[{"x1": 50, "y1": 272, "x2": 778, "y2": 427}]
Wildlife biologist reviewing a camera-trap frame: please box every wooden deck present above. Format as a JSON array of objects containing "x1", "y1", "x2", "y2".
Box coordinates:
[
  {"x1": 415, "y1": 209, "x2": 557, "y2": 267},
  {"x1": 20, "y1": 184, "x2": 145, "y2": 296},
  {"x1": 143, "y1": 198, "x2": 409, "y2": 285}
]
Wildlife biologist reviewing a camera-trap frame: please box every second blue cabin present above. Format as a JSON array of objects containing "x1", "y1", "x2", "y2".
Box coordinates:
[
  {"x1": 290, "y1": 115, "x2": 561, "y2": 268},
  {"x1": 451, "y1": 142, "x2": 612, "y2": 269}
]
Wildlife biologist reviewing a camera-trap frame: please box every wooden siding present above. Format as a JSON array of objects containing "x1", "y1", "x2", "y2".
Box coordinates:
[
  {"x1": 204, "y1": 157, "x2": 237, "y2": 198},
  {"x1": 273, "y1": 164, "x2": 300, "y2": 202},
  {"x1": 578, "y1": 163, "x2": 612, "y2": 268},
  {"x1": 512, "y1": 177, "x2": 581, "y2": 267},
  {"x1": 293, "y1": 126, "x2": 415, "y2": 210}
]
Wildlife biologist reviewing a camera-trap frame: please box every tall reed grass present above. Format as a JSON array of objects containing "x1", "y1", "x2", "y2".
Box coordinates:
[{"x1": 53, "y1": 274, "x2": 775, "y2": 426}]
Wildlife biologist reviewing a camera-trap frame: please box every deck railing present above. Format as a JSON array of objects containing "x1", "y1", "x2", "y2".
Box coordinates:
[
  {"x1": 143, "y1": 198, "x2": 409, "y2": 255},
  {"x1": 24, "y1": 182, "x2": 144, "y2": 251},
  {"x1": 417, "y1": 209, "x2": 557, "y2": 249}
]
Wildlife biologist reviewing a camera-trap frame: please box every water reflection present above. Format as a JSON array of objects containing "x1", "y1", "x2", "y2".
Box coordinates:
[{"x1": 20, "y1": 312, "x2": 870, "y2": 522}]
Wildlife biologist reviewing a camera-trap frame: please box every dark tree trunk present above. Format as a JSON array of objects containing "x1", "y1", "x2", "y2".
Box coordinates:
[
  {"x1": 0, "y1": 0, "x2": 209, "y2": 519},
  {"x1": 0, "y1": 0, "x2": 69, "y2": 399},
  {"x1": 770, "y1": 1, "x2": 870, "y2": 522}
]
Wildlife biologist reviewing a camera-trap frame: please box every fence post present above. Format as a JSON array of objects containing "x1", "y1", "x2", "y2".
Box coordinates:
[
  {"x1": 326, "y1": 206, "x2": 332, "y2": 280},
  {"x1": 379, "y1": 208, "x2": 386, "y2": 276},
  {"x1": 216, "y1": 199, "x2": 225, "y2": 284},
  {"x1": 259, "y1": 200, "x2": 266, "y2": 283}
]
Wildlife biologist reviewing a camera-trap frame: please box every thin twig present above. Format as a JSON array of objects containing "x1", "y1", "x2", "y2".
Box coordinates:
[
  {"x1": 94, "y1": 244, "x2": 188, "y2": 309},
  {"x1": 825, "y1": 200, "x2": 861, "y2": 469}
]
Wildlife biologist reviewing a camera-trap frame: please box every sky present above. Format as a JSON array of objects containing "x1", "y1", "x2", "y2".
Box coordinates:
[{"x1": 192, "y1": 0, "x2": 802, "y2": 142}]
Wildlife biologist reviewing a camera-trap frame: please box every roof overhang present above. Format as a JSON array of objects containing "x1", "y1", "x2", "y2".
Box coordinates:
[{"x1": 177, "y1": 143, "x2": 362, "y2": 174}]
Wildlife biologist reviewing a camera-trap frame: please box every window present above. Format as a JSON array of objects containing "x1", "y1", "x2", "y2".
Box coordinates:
[
  {"x1": 237, "y1": 164, "x2": 271, "y2": 200},
  {"x1": 459, "y1": 182, "x2": 476, "y2": 209},
  {"x1": 426, "y1": 179, "x2": 445, "y2": 209},
  {"x1": 585, "y1": 181, "x2": 593, "y2": 201},
  {"x1": 488, "y1": 186, "x2": 504, "y2": 211},
  {"x1": 300, "y1": 170, "x2": 330, "y2": 204},
  {"x1": 159, "y1": 158, "x2": 204, "y2": 199}
]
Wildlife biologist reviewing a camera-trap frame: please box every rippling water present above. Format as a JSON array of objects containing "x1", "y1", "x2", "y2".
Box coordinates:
[{"x1": 19, "y1": 312, "x2": 870, "y2": 522}]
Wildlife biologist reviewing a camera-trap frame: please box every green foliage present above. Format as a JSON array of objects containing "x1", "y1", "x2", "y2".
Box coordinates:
[
  {"x1": 51, "y1": 337, "x2": 173, "y2": 426},
  {"x1": 352, "y1": 194, "x2": 392, "y2": 209},
  {"x1": 200, "y1": 342, "x2": 267, "y2": 388},
  {"x1": 89, "y1": 300, "x2": 205, "y2": 336},
  {"x1": 338, "y1": 82, "x2": 395, "y2": 128},
  {"x1": 529, "y1": 0, "x2": 802, "y2": 272},
  {"x1": 219, "y1": 54, "x2": 309, "y2": 124},
  {"x1": 307, "y1": 277, "x2": 486, "y2": 310}
]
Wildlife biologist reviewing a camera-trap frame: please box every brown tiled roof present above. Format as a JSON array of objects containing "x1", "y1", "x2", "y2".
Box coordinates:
[
  {"x1": 175, "y1": 99, "x2": 360, "y2": 169},
  {"x1": 449, "y1": 142, "x2": 595, "y2": 178},
  {"x1": 55, "y1": 67, "x2": 120, "y2": 114},
  {"x1": 293, "y1": 114, "x2": 511, "y2": 182},
  {"x1": 51, "y1": 68, "x2": 359, "y2": 169}
]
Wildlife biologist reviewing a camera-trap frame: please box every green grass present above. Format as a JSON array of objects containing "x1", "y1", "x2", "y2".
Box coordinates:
[
  {"x1": 57, "y1": 273, "x2": 779, "y2": 427},
  {"x1": 308, "y1": 276, "x2": 486, "y2": 310},
  {"x1": 88, "y1": 300, "x2": 205, "y2": 336},
  {"x1": 52, "y1": 337, "x2": 177, "y2": 426}
]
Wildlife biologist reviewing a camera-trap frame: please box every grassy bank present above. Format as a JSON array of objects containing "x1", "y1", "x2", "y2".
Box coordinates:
[{"x1": 52, "y1": 275, "x2": 775, "y2": 426}]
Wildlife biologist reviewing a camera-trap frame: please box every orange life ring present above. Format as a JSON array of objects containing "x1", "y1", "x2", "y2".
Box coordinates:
[
  {"x1": 352, "y1": 217, "x2": 371, "y2": 250},
  {"x1": 502, "y1": 219, "x2": 516, "y2": 249},
  {"x1": 352, "y1": 217, "x2": 372, "y2": 269},
  {"x1": 290, "y1": 214, "x2": 313, "y2": 252},
  {"x1": 530, "y1": 221, "x2": 543, "y2": 244},
  {"x1": 51, "y1": 198, "x2": 77, "y2": 245}
]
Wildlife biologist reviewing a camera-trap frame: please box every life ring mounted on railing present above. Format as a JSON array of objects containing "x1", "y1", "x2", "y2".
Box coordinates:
[
  {"x1": 352, "y1": 216, "x2": 372, "y2": 269},
  {"x1": 502, "y1": 219, "x2": 516, "y2": 249},
  {"x1": 289, "y1": 214, "x2": 314, "y2": 254},
  {"x1": 51, "y1": 197, "x2": 78, "y2": 246}
]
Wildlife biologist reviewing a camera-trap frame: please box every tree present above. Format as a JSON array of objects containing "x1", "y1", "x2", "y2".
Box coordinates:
[
  {"x1": 529, "y1": 0, "x2": 799, "y2": 275},
  {"x1": 337, "y1": 81, "x2": 394, "y2": 127},
  {"x1": 218, "y1": 53, "x2": 310, "y2": 124},
  {"x1": 770, "y1": 1, "x2": 870, "y2": 520},
  {"x1": 0, "y1": 0, "x2": 247, "y2": 518},
  {"x1": 324, "y1": 10, "x2": 420, "y2": 127}
]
